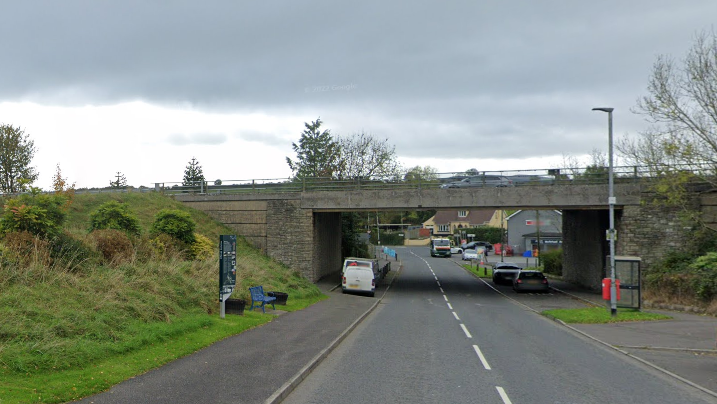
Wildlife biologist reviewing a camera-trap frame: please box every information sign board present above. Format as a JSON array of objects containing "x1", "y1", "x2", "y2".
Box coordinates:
[{"x1": 219, "y1": 235, "x2": 237, "y2": 300}]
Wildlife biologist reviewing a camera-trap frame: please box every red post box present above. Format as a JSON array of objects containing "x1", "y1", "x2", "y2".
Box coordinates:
[{"x1": 602, "y1": 278, "x2": 621, "y2": 300}]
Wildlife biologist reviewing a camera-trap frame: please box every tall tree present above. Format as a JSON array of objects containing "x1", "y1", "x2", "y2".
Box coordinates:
[
  {"x1": 286, "y1": 118, "x2": 340, "y2": 179},
  {"x1": 183, "y1": 157, "x2": 206, "y2": 186},
  {"x1": 617, "y1": 31, "x2": 717, "y2": 226},
  {"x1": 404, "y1": 165, "x2": 439, "y2": 182},
  {"x1": 0, "y1": 124, "x2": 38, "y2": 193},
  {"x1": 110, "y1": 172, "x2": 127, "y2": 188},
  {"x1": 621, "y1": 31, "x2": 717, "y2": 175},
  {"x1": 335, "y1": 131, "x2": 402, "y2": 180}
]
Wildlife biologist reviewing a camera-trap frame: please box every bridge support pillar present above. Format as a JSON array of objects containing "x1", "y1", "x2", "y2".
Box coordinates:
[
  {"x1": 266, "y1": 200, "x2": 341, "y2": 282},
  {"x1": 562, "y1": 210, "x2": 608, "y2": 290}
]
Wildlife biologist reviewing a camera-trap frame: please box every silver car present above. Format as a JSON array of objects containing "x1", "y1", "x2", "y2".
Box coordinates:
[{"x1": 440, "y1": 175, "x2": 514, "y2": 188}]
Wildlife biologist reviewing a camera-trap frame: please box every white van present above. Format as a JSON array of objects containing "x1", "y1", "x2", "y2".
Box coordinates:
[{"x1": 342, "y1": 258, "x2": 378, "y2": 297}]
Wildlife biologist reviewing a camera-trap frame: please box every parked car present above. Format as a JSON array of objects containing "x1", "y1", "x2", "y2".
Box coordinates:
[
  {"x1": 492, "y1": 263, "x2": 522, "y2": 285},
  {"x1": 462, "y1": 249, "x2": 479, "y2": 261},
  {"x1": 342, "y1": 259, "x2": 377, "y2": 297},
  {"x1": 461, "y1": 241, "x2": 493, "y2": 255},
  {"x1": 450, "y1": 246, "x2": 463, "y2": 254},
  {"x1": 440, "y1": 175, "x2": 514, "y2": 189},
  {"x1": 512, "y1": 270, "x2": 550, "y2": 293}
]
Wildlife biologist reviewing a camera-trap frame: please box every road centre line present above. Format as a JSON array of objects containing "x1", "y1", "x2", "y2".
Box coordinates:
[
  {"x1": 447, "y1": 303, "x2": 453, "y2": 310},
  {"x1": 472, "y1": 345, "x2": 491, "y2": 370},
  {"x1": 496, "y1": 387, "x2": 513, "y2": 404},
  {"x1": 452, "y1": 312, "x2": 460, "y2": 320},
  {"x1": 460, "y1": 323, "x2": 472, "y2": 338},
  {"x1": 439, "y1": 287, "x2": 445, "y2": 294},
  {"x1": 436, "y1": 281, "x2": 441, "y2": 287},
  {"x1": 443, "y1": 295, "x2": 449, "y2": 302}
]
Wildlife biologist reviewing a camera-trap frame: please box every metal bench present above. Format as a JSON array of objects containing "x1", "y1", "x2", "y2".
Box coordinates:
[{"x1": 248, "y1": 286, "x2": 277, "y2": 313}]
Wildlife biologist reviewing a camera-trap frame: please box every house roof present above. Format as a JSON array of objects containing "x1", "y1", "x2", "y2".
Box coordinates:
[{"x1": 432, "y1": 209, "x2": 495, "y2": 226}]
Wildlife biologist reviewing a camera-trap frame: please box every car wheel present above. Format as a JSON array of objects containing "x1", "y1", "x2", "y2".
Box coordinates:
[{"x1": 369, "y1": 291, "x2": 375, "y2": 297}]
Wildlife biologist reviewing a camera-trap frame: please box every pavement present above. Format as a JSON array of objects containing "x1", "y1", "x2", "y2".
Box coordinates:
[{"x1": 74, "y1": 254, "x2": 717, "y2": 403}]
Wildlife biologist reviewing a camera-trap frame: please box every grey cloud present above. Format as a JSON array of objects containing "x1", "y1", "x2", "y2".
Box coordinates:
[{"x1": 1, "y1": 0, "x2": 716, "y2": 164}]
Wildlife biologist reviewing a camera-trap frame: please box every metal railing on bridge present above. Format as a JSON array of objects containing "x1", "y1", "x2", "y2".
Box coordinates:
[{"x1": 154, "y1": 166, "x2": 654, "y2": 196}]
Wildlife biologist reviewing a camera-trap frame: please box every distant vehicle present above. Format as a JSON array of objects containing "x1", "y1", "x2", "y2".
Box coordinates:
[
  {"x1": 430, "y1": 238, "x2": 452, "y2": 257},
  {"x1": 513, "y1": 270, "x2": 550, "y2": 293},
  {"x1": 508, "y1": 175, "x2": 556, "y2": 186},
  {"x1": 440, "y1": 175, "x2": 514, "y2": 189},
  {"x1": 462, "y1": 249, "x2": 479, "y2": 261},
  {"x1": 342, "y1": 258, "x2": 378, "y2": 297},
  {"x1": 450, "y1": 246, "x2": 463, "y2": 254},
  {"x1": 492, "y1": 263, "x2": 522, "y2": 285},
  {"x1": 461, "y1": 241, "x2": 493, "y2": 255}
]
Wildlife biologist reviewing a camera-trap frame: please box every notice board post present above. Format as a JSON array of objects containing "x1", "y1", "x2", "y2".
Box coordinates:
[{"x1": 219, "y1": 235, "x2": 237, "y2": 319}]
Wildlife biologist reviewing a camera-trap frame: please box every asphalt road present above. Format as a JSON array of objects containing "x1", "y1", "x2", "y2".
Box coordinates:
[{"x1": 283, "y1": 247, "x2": 716, "y2": 404}]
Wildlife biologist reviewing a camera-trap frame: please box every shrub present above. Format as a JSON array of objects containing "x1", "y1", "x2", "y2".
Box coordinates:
[
  {"x1": 190, "y1": 233, "x2": 215, "y2": 260},
  {"x1": 91, "y1": 229, "x2": 134, "y2": 265},
  {"x1": 48, "y1": 231, "x2": 100, "y2": 271},
  {"x1": 151, "y1": 209, "x2": 196, "y2": 244},
  {"x1": 1, "y1": 231, "x2": 51, "y2": 267},
  {"x1": 541, "y1": 249, "x2": 563, "y2": 276},
  {"x1": 0, "y1": 193, "x2": 68, "y2": 238},
  {"x1": 89, "y1": 200, "x2": 141, "y2": 236},
  {"x1": 688, "y1": 252, "x2": 717, "y2": 301}
]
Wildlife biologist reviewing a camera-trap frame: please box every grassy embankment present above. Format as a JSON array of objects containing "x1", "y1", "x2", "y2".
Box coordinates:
[{"x1": 0, "y1": 192, "x2": 326, "y2": 404}]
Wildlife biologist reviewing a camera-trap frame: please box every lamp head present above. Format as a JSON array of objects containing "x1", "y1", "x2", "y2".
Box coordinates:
[{"x1": 592, "y1": 107, "x2": 614, "y2": 113}]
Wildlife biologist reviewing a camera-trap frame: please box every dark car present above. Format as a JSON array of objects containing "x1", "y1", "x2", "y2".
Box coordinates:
[
  {"x1": 461, "y1": 241, "x2": 493, "y2": 255},
  {"x1": 492, "y1": 263, "x2": 522, "y2": 285},
  {"x1": 440, "y1": 175, "x2": 514, "y2": 189},
  {"x1": 512, "y1": 270, "x2": 550, "y2": 293}
]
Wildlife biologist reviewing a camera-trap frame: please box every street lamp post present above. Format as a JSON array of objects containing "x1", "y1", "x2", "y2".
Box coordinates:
[{"x1": 592, "y1": 107, "x2": 617, "y2": 317}]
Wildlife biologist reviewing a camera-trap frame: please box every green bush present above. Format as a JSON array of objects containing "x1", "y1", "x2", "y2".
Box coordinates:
[
  {"x1": 89, "y1": 200, "x2": 141, "y2": 236},
  {"x1": 49, "y1": 231, "x2": 100, "y2": 271},
  {"x1": 151, "y1": 209, "x2": 196, "y2": 244},
  {"x1": 541, "y1": 249, "x2": 563, "y2": 276},
  {"x1": 688, "y1": 252, "x2": 717, "y2": 301},
  {"x1": 0, "y1": 193, "x2": 68, "y2": 238},
  {"x1": 190, "y1": 233, "x2": 215, "y2": 260}
]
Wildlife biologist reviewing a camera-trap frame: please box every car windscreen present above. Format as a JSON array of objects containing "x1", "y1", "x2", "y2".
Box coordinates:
[
  {"x1": 345, "y1": 261, "x2": 371, "y2": 268},
  {"x1": 434, "y1": 240, "x2": 450, "y2": 246},
  {"x1": 520, "y1": 272, "x2": 544, "y2": 278}
]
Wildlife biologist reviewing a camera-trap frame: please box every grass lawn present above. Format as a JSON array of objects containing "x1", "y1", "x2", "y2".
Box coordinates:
[
  {"x1": 543, "y1": 307, "x2": 672, "y2": 324},
  {"x1": 463, "y1": 263, "x2": 493, "y2": 278}
]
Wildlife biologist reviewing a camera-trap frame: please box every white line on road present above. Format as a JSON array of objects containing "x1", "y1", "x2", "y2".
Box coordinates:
[
  {"x1": 436, "y1": 281, "x2": 441, "y2": 287},
  {"x1": 443, "y1": 295, "x2": 449, "y2": 302},
  {"x1": 472, "y1": 344, "x2": 491, "y2": 370},
  {"x1": 460, "y1": 323, "x2": 472, "y2": 338},
  {"x1": 452, "y1": 311, "x2": 460, "y2": 320},
  {"x1": 447, "y1": 303, "x2": 453, "y2": 310},
  {"x1": 496, "y1": 387, "x2": 513, "y2": 404},
  {"x1": 439, "y1": 287, "x2": 445, "y2": 294}
]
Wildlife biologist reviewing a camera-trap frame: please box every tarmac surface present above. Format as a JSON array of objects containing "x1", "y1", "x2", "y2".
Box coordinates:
[{"x1": 74, "y1": 253, "x2": 717, "y2": 403}]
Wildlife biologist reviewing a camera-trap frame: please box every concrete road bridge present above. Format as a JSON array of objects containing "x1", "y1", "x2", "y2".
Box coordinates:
[{"x1": 169, "y1": 178, "x2": 717, "y2": 291}]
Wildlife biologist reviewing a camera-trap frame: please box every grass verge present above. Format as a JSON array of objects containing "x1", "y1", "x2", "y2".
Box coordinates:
[
  {"x1": 0, "y1": 293, "x2": 326, "y2": 404},
  {"x1": 542, "y1": 307, "x2": 672, "y2": 324},
  {"x1": 463, "y1": 263, "x2": 493, "y2": 278}
]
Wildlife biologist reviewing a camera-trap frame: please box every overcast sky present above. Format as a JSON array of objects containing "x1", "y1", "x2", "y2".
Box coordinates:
[{"x1": 1, "y1": 1, "x2": 715, "y2": 189}]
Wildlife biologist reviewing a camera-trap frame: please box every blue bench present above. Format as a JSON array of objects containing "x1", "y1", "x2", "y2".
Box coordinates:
[{"x1": 248, "y1": 286, "x2": 277, "y2": 313}]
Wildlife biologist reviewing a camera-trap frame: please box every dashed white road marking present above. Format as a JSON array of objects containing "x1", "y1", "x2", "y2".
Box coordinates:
[
  {"x1": 473, "y1": 344, "x2": 491, "y2": 370},
  {"x1": 496, "y1": 387, "x2": 513, "y2": 404},
  {"x1": 447, "y1": 303, "x2": 453, "y2": 310},
  {"x1": 460, "y1": 323, "x2": 472, "y2": 338},
  {"x1": 439, "y1": 287, "x2": 445, "y2": 294},
  {"x1": 452, "y1": 311, "x2": 460, "y2": 320},
  {"x1": 443, "y1": 295, "x2": 449, "y2": 302}
]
